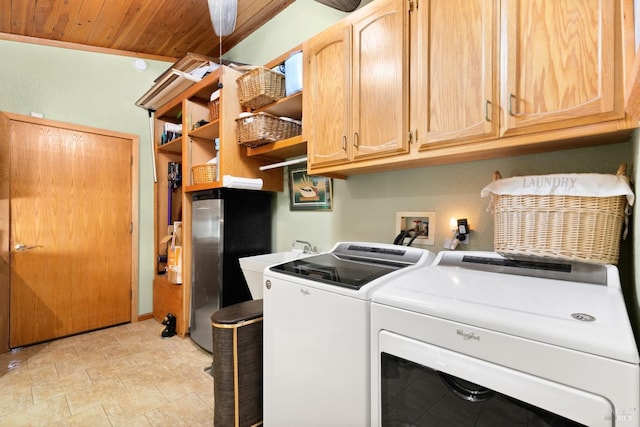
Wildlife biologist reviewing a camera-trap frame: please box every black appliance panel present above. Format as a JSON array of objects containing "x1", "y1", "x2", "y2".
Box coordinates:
[
  {"x1": 381, "y1": 352, "x2": 586, "y2": 427},
  {"x1": 270, "y1": 253, "x2": 407, "y2": 290}
]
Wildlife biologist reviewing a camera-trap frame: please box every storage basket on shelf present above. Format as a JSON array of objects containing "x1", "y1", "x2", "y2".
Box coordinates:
[
  {"x1": 480, "y1": 164, "x2": 634, "y2": 265},
  {"x1": 192, "y1": 163, "x2": 216, "y2": 185},
  {"x1": 236, "y1": 112, "x2": 302, "y2": 148},
  {"x1": 208, "y1": 97, "x2": 220, "y2": 122},
  {"x1": 236, "y1": 67, "x2": 285, "y2": 110}
]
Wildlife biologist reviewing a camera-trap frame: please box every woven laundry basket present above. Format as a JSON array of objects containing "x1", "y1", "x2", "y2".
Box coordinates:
[
  {"x1": 236, "y1": 112, "x2": 302, "y2": 148},
  {"x1": 237, "y1": 67, "x2": 285, "y2": 110},
  {"x1": 191, "y1": 164, "x2": 216, "y2": 185},
  {"x1": 481, "y1": 164, "x2": 633, "y2": 265},
  {"x1": 211, "y1": 300, "x2": 263, "y2": 427},
  {"x1": 208, "y1": 97, "x2": 220, "y2": 121}
]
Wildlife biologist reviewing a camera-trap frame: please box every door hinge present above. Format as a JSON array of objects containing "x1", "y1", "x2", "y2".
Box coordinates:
[{"x1": 129, "y1": 223, "x2": 133, "y2": 233}]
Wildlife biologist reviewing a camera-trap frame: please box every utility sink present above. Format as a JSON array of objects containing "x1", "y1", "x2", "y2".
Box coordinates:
[{"x1": 239, "y1": 251, "x2": 312, "y2": 299}]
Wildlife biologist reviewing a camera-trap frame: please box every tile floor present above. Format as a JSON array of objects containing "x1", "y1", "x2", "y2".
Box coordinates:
[{"x1": 0, "y1": 319, "x2": 215, "y2": 426}]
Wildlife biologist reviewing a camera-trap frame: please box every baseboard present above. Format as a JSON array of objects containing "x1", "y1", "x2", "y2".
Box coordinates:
[{"x1": 137, "y1": 313, "x2": 154, "y2": 321}]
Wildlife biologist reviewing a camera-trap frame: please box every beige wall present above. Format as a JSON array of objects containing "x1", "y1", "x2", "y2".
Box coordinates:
[
  {"x1": 228, "y1": 0, "x2": 639, "y2": 335},
  {"x1": 0, "y1": 0, "x2": 637, "y2": 336},
  {"x1": 0, "y1": 39, "x2": 172, "y2": 315}
]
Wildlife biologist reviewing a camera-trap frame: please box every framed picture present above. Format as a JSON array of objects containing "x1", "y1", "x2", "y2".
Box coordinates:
[{"x1": 289, "y1": 165, "x2": 333, "y2": 211}]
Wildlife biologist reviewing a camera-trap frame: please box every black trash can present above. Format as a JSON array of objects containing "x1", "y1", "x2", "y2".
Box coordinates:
[{"x1": 211, "y1": 299, "x2": 263, "y2": 427}]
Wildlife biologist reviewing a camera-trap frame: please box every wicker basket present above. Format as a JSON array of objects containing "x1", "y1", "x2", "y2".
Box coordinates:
[
  {"x1": 208, "y1": 98, "x2": 220, "y2": 122},
  {"x1": 192, "y1": 164, "x2": 216, "y2": 185},
  {"x1": 489, "y1": 164, "x2": 629, "y2": 265},
  {"x1": 237, "y1": 67, "x2": 285, "y2": 110},
  {"x1": 236, "y1": 112, "x2": 302, "y2": 148}
]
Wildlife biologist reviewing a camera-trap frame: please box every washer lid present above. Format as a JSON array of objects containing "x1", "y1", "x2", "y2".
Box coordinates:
[
  {"x1": 270, "y1": 253, "x2": 408, "y2": 290},
  {"x1": 372, "y1": 251, "x2": 639, "y2": 364},
  {"x1": 269, "y1": 241, "x2": 435, "y2": 290}
]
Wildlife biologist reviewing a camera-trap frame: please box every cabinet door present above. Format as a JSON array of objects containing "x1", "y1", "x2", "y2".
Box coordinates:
[
  {"x1": 304, "y1": 22, "x2": 352, "y2": 168},
  {"x1": 414, "y1": 0, "x2": 498, "y2": 148},
  {"x1": 351, "y1": 0, "x2": 409, "y2": 161},
  {"x1": 501, "y1": 0, "x2": 622, "y2": 136}
]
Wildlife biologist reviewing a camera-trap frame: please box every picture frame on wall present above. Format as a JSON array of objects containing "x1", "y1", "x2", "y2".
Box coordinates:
[{"x1": 288, "y1": 165, "x2": 333, "y2": 211}]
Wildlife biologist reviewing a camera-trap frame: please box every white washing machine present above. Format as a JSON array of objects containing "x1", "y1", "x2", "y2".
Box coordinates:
[
  {"x1": 371, "y1": 251, "x2": 640, "y2": 426},
  {"x1": 263, "y1": 242, "x2": 435, "y2": 427}
]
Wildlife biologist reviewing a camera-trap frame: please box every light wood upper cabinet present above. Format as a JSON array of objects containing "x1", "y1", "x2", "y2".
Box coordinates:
[
  {"x1": 412, "y1": 0, "x2": 499, "y2": 149},
  {"x1": 305, "y1": 0, "x2": 409, "y2": 173},
  {"x1": 500, "y1": 0, "x2": 623, "y2": 136},
  {"x1": 304, "y1": 22, "x2": 352, "y2": 168},
  {"x1": 351, "y1": 0, "x2": 409, "y2": 161},
  {"x1": 303, "y1": 0, "x2": 634, "y2": 177}
]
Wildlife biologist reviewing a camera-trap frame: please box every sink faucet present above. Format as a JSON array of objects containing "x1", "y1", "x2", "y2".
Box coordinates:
[{"x1": 292, "y1": 240, "x2": 317, "y2": 254}]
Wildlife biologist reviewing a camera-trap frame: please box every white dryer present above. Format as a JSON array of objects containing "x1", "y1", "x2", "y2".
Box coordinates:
[{"x1": 371, "y1": 251, "x2": 639, "y2": 426}]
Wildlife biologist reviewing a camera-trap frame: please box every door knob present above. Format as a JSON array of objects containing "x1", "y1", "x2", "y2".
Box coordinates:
[{"x1": 14, "y1": 243, "x2": 40, "y2": 251}]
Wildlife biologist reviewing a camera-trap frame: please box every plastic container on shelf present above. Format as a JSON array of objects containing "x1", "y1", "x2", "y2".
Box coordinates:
[
  {"x1": 284, "y1": 52, "x2": 303, "y2": 97},
  {"x1": 214, "y1": 138, "x2": 220, "y2": 179}
]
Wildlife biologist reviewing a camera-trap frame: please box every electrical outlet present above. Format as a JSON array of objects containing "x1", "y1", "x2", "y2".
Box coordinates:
[
  {"x1": 395, "y1": 211, "x2": 435, "y2": 246},
  {"x1": 456, "y1": 218, "x2": 469, "y2": 245}
]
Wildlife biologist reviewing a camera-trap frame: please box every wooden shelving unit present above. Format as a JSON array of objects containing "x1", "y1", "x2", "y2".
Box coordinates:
[{"x1": 150, "y1": 47, "x2": 306, "y2": 336}]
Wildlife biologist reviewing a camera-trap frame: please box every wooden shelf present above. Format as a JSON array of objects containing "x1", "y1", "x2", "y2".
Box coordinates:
[
  {"x1": 244, "y1": 92, "x2": 305, "y2": 161},
  {"x1": 189, "y1": 119, "x2": 220, "y2": 140},
  {"x1": 255, "y1": 92, "x2": 303, "y2": 120},
  {"x1": 184, "y1": 181, "x2": 222, "y2": 193},
  {"x1": 156, "y1": 69, "x2": 222, "y2": 118},
  {"x1": 157, "y1": 137, "x2": 183, "y2": 154},
  {"x1": 246, "y1": 135, "x2": 306, "y2": 160},
  {"x1": 156, "y1": 102, "x2": 183, "y2": 123}
]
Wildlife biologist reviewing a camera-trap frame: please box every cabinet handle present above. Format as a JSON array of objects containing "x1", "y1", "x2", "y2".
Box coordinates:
[
  {"x1": 485, "y1": 100, "x2": 491, "y2": 122},
  {"x1": 508, "y1": 94, "x2": 517, "y2": 116},
  {"x1": 341, "y1": 135, "x2": 347, "y2": 151},
  {"x1": 408, "y1": 131, "x2": 413, "y2": 144},
  {"x1": 353, "y1": 132, "x2": 359, "y2": 148}
]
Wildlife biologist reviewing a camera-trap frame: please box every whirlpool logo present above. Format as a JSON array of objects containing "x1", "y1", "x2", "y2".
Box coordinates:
[
  {"x1": 605, "y1": 408, "x2": 636, "y2": 422},
  {"x1": 456, "y1": 329, "x2": 480, "y2": 341}
]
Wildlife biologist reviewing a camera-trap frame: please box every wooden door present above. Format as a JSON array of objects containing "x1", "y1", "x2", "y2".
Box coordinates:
[
  {"x1": 9, "y1": 119, "x2": 132, "y2": 348},
  {"x1": 351, "y1": 0, "x2": 408, "y2": 161},
  {"x1": 304, "y1": 21, "x2": 353, "y2": 169},
  {"x1": 501, "y1": 0, "x2": 623, "y2": 137},
  {"x1": 414, "y1": 0, "x2": 498, "y2": 148}
]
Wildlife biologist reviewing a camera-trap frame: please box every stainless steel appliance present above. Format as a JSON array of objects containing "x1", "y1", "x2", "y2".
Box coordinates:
[
  {"x1": 190, "y1": 189, "x2": 272, "y2": 352},
  {"x1": 263, "y1": 242, "x2": 436, "y2": 427},
  {"x1": 371, "y1": 251, "x2": 639, "y2": 426}
]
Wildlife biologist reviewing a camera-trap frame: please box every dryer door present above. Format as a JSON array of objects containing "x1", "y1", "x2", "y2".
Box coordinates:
[{"x1": 377, "y1": 331, "x2": 613, "y2": 427}]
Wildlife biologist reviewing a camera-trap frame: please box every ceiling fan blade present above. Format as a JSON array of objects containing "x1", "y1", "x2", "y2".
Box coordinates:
[{"x1": 313, "y1": 0, "x2": 361, "y2": 12}]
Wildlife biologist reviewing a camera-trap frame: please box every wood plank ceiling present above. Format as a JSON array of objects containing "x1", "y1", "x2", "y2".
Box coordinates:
[{"x1": 0, "y1": 0, "x2": 296, "y2": 61}]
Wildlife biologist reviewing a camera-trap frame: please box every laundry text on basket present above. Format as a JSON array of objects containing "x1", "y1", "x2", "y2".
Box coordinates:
[{"x1": 522, "y1": 176, "x2": 578, "y2": 190}]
